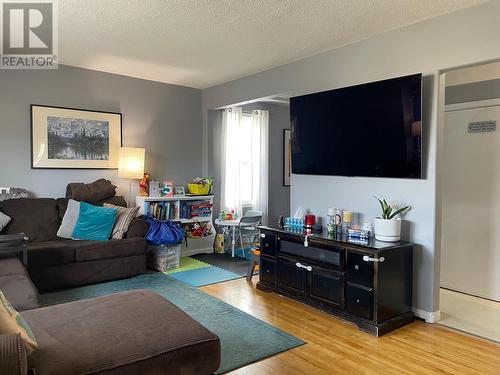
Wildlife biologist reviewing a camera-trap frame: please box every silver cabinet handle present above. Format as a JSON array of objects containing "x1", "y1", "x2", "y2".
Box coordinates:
[
  {"x1": 260, "y1": 233, "x2": 266, "y2": 238},
  {"x1": 296, "y1": 262, "x2": 312, "y2": 271},
  {"x1": 363, "y1": 255, "x2": 385, "y2": 263},
  {"x1": 304, "y1": 233, "x2": 314, "y2": 247}
]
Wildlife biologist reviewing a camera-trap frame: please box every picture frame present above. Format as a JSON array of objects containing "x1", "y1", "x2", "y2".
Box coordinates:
[
  {"x1": 174, "y1": 185, "x2": 186, "y2": 197},
  {"x1": 283, "y1": 128, "x2": 291, "y2": 186},
  {"x1": 31, "y1": 105, "x2": 122, "y2": 169}
]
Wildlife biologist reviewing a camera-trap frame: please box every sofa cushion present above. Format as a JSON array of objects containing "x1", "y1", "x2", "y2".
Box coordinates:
[
  {"x1": 0, "y1": 258, "x2": 40, "y2": 311},
  {"x1": 0, "y1": 199, "x2": 59, "y2": 242},
  {"x1": 27, "y1": 241, "x2": 76, "y2": 268},
  {"x1": 0, "y1": 274, "x2": 40, "y2": 311},
  {"x1": 124, "y1": 217, "x2": 149, "y2": 238},
  {"x1": 103, "y1": 203, "x2": 140, "y2": 239},
  {"x1": 23, "y1": 290, "x2": 221, "y2": 375},
  {"x1": 72, "y1": 202, "x2": 117, "y2": 241},
  {"x1": 56, "y1": 196, "x2": 127, "y2": 223},
  {"x1": 56, "y1": 199, "x2": 80, "y2": 239},
  {"x1": 74, "y1": 237, "x2": 146, "y2": 262},
  {"x1": 65, "y1": 178, "x2": 117, "y2": 203},
  {"x1": 0, "y1": 210, "x2": 11, "y2": 231},
  {"x1": 0, "y1": 258, "x2": 29, "y2": 277},
  {"x1": 29, "y1": 254, "x2": 146, "y2": 293}
]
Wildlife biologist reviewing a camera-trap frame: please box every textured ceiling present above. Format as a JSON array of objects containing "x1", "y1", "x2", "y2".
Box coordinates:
[{"x1": 59, "y1": 0, "x2": 486, "y2": 89}]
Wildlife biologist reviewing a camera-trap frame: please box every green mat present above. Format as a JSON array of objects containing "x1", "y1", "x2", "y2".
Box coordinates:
[
  {"x1": 41, "y1": 273, "x2": 304, "y2": 374},
  {"x1": 164, "y1": 256, "x2": 210, "y2": 274}
]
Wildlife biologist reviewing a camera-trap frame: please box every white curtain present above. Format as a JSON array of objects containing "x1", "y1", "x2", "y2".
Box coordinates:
[
  {"x1": 221, "y1": 107, "x2": 242, "y2": 215},
  {"x1": 220, "y1": 107, "x2": 269, "y2": 223},
  {"x1": 251, "y1": 110, "x2": 269, "y2": 224}
]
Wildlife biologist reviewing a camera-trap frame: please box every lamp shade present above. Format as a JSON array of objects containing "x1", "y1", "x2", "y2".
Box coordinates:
[{"x1": 118, "y1": 147, "x2": 145, "y2": 179}]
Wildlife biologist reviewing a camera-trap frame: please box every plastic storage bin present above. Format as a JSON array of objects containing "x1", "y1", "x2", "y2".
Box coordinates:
[{"x1": 147, "y1": 244, "x2": 181, "y2": 272}]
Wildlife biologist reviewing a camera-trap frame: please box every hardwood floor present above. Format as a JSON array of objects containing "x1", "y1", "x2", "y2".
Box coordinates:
[{"x1": 200, "y1": 277, "x2": 500, "y2": 375}]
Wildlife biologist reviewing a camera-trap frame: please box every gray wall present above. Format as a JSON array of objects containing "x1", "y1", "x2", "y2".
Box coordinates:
[
  {"x1": 202, "y1": 1, "x2": 500, "y2": 316},
  {"x1": 0, "y1": 65, "x2": 202, "y2": 198},
  {"x1": 208, "y1": 102, "x2": 290, "y2": 225}
]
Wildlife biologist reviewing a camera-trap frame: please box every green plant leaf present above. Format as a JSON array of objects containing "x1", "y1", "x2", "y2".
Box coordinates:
[
  {"x1": 374, "y1": 196, "x2": 411, "y2": 219},
  {"x1": 388, "y1": 206, "x2": 411, "y2": 219},
  {"x1": 373, "y1": 196, "x2": 386, "y2": 217}
]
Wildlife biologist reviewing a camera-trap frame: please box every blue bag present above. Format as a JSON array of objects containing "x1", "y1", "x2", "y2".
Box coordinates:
[{"x1": 145, "y1": 217, "x2": 184, "y2": 245}]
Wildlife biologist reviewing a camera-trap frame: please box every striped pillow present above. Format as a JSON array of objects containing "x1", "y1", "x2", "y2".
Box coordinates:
[
  {"x1": 103, "y1": 203, "x2": 139, "y2": 239},
  {"x1": 0, "y1": 291, "x2": 37, "y2": 354}
]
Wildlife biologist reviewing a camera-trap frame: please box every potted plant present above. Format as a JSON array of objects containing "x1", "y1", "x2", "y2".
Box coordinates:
[{"x1": 373, "y1": 197, "x2": 410, "y2": 242}]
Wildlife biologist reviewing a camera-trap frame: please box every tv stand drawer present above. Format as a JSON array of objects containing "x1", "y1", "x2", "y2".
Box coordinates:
[{"x1": 280, "y1": 240, "x2": 342, "y2": 269}]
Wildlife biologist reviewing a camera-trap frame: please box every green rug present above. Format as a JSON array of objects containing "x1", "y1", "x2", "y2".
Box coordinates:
[
  {"x1": 164, "y1": 256, "x2": 210, "y2": 274},
  {"x1": 41, "y1": 273, "x2": 304, "y2": 374}
]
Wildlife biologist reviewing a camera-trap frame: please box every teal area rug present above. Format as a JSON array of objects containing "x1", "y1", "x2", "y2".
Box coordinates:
[{"x1": 41, "y1": 273, "x2": 304, "y2": 374}]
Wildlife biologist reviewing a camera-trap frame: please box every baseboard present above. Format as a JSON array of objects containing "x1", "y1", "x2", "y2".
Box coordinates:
[{"x1": 413, "y1": 307, "x2": 441, "y2": 323}]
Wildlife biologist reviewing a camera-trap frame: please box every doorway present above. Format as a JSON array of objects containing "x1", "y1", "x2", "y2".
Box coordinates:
[{"x1": 440, "y1": 61, "x2": 500, "y2": 342}]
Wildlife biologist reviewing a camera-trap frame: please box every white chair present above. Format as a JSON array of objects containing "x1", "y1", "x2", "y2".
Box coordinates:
[{"x1": 238, "y1": 211, "x2": 262, "y2": 258}]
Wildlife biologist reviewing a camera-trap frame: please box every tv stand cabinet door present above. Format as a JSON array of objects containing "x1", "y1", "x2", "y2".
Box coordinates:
[
  {"x1": 277, "y1": 256, "x2": 308, "y2": 297},
  {"x1": 308, "y1": 265, "x2": 345, "y2": 310}
]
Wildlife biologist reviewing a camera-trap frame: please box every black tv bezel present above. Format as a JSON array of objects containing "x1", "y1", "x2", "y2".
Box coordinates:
[{"x1": 289, "y1": 73, "x2": 423, "y2": 180}]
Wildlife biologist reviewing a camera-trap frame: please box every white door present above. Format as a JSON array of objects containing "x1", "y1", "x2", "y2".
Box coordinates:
[{"x1": 441, "y1": 103, "x2": 500, "y2": 301}]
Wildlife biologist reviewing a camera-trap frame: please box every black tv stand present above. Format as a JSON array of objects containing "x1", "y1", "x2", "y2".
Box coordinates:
[{"x1": 257, "y1": 225, "x2": 414, "y2": 336}]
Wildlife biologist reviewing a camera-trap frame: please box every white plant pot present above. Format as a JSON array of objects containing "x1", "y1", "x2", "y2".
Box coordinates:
[{"x1": 374, "y1": 218, "x2": 402, "y2": 242}]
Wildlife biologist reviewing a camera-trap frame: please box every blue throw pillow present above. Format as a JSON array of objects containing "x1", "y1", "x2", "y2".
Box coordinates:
[{"x1": 72, "y1": 202, "x2": 117, "y2": 241}]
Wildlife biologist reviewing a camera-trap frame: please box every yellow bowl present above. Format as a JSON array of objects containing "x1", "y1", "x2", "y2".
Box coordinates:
[{"x1": 187, "y1": 183, "x2": 211, "y2": 195}]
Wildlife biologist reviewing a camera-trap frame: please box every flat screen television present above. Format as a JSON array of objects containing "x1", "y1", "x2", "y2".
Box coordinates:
[{"x1": 290, "y1": 73, "x2": 422, "y2": 179}]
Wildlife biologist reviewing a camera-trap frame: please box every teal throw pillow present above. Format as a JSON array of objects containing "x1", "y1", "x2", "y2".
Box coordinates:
[{"x1": 72, "y1": 202, "x2": 117, "y2": 241}]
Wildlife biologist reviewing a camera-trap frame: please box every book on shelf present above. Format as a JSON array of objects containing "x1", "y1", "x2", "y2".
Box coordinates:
[
  {"x1": 146, "y1": 201, "x2": 178, "y2": 221},
  {"x1": 180, "y1": 200, "x2": 213, "y2": 220}
]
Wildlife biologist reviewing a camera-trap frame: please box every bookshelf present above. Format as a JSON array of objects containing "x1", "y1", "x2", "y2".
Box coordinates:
[{"x1": 136, "y1": 195, "x2": 215, "y2": 256}]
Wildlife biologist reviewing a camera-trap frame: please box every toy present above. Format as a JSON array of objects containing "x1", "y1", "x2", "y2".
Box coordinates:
[
  {"x1": 214, "y1": 233, "x2": 224, "y2": 253},
  {"x1": 191, "y1": 223, "x2": 204, "y2": 237},
  {"x1": 174, "y1": 186, "x2": 185, "y2": 196},
  {"x1": 161, "y1": 180, "x2": 174, "y2": 197},
  {"x1": 139, "y1": 173, "x2": 150, "y2": 196}
]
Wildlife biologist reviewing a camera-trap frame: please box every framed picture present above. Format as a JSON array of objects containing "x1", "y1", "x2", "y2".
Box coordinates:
[
  {"x1": 31, "y1": 105, "x2": 122, "y2": 169},
  {"x1": 283, "y1": 129, "x2": 291, "y2": 186},
  {"x1": 174, "y1": 186, "x2": 186, "y2": 196}
]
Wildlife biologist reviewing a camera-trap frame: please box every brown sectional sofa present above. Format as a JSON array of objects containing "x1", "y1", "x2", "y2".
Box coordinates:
[
  {"x1": 23, "y1": 290, "x2": 220, "y2": 375},
  {"x1": 0, "y1": 195, "x2": 222, "y2": 374},
  {"x1": 0, "y1": 196, "x2": 148, "y2": 292},
  {"x1": 0, "y1": 258, "x2": 221, "y2": 374}
]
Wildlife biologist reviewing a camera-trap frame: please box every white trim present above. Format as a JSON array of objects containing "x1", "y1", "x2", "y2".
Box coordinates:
[
  {"x1": 413, "y1": 308, "x2": 441, "y2": 323},
  {"x1": 445, "y1": 98, "x2": 500, "y2": 112}
]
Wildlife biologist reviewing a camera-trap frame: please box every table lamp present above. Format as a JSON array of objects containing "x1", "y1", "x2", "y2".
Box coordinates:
[{"x1": 118, "y1": 147, "x2": 145, "y2": 207}]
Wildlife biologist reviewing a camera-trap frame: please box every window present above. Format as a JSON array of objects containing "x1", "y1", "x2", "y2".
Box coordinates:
[{"x1": 221, "y1": 107, "x2": 268, "y2": 222}]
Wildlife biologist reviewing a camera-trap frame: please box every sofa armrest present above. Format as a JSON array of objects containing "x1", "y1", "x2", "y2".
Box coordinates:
[
  {"x1": 125, "y1": 217, "x2": 149, "y2": 239},
  {"x1": 0, "y1": 333, "x2": 27, "y2": 375}
]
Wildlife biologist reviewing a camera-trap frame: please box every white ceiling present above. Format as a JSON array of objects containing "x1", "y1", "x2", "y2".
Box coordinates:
[{"x1": 59, "y1": 0, "x2": 486, "y2": 89}]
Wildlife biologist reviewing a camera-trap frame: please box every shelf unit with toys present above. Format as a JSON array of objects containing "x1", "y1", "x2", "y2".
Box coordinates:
[{"x1": 136, "y1": 195, "x2": 215, "y2": 257}]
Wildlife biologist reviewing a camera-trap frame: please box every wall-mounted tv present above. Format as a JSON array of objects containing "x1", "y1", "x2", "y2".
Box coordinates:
[{"x1": 290, "y1": 73, "x2": 422, "y2": 179}]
